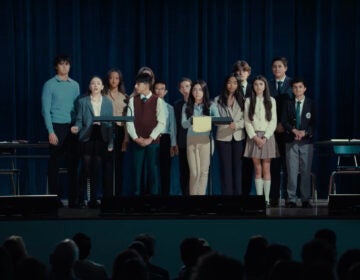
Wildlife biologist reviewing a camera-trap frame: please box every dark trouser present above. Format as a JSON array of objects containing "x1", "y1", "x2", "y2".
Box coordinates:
[
  {"x1": 270, "y1": 131, "x2": 287, "y2": 202},
  {"x1": 217, "y1": 139, "x2": 244, "y2": 195},
  {"x1": 48, "y1": 123, "x2": 79, "y2": 205},
  {"x1": 132, "y1": 142, "x2": 160, "y2": 196},
  {"x1": 242, "y1": 157, "x2": 254, "y2": 196},
  {"x1": 159, "y1": 134, "x2": 171, "y2": 195},
  {"x1": 80, "y1": 125, "x2": 110, "y2": 202},
  {"x1": 103, "y1": 126, "x2": 125, "y2": 196},
  {"x1": 178, "y1": 146, "x2": 189, "y2": 196}
]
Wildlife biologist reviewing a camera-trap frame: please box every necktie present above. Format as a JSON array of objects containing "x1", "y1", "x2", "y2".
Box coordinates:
[
  {"x1": 277, "y1": 81, "x2": 283, "y2": 95},
  {"x1": 142, "y1": 97, "x2": 148, "y2": 103},
  {"x1": 296, "y1": 101, "x2": 301, "y2": 129},
  {"x1": 242, "y1": 85, "x2": 246, "y2": 95}
]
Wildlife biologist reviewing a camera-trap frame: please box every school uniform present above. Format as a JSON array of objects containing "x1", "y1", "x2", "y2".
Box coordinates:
[
  {"x1": 182, "y1": 103, "x2": 219, "y2": 195},
  {"x1": 240, "y1": 82, "x2": 254, "y2": 195},
  {"x1": 74, "y1": 95, "x2": 114, "y2": 204},
  {"x1": 243, "y1": 96, "x2": 278, "y2": 159},
  {"x1": 269, "y1": 76, "x2": 293, "y2": 205},
  {"x1": 174, "y1": 98, "x2": 190, "y2": 195},
  {"x1": 214, "y1": 96, "x2": 245, "y2": 195},
  {"x1": 282, "y1": 96, "x2": 315, "y2": 206},
  {"x1": 243, "y1": 96, "x2": 278, "y2": 204},
  {"x1": 159, "y1": 101, "x2": 177, "y2": 195},
  {"x1": 126, "y1": 93, "x2": 166, "y2": 196}
]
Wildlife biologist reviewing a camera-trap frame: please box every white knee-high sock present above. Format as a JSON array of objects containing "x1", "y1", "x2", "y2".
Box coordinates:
[
  {"x1": 263, "y1": 180, "x2": 271, "y2": 203},
  {"x1": 255, "y1": 178, "x2": 264, "y2": 195}
]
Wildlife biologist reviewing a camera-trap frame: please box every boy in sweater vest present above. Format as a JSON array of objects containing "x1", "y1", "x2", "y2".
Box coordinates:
[{"x1": 126, "y1": 73, "x2": 166, "y2": 195}]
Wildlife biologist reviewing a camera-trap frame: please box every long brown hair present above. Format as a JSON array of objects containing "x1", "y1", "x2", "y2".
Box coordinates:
[
  {"x1": 185, "y1": 80, "x2": 211, "y2": 118},
  {"x1": 248, "y1": 75, "x2": 272, "y2": 121},
  {"x1": 217, "y1": 73, "x2": 244, "y2": 111}
]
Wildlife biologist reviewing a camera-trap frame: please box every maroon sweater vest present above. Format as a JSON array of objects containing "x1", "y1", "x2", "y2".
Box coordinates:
[{"x1": 134, "y1": 94, "x2": 160, "y2": 143}]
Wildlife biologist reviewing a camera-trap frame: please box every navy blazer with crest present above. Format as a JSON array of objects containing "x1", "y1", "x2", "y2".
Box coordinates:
[
  {"x1": 269, "y1": 76, "x2": 293, "y2": 122},
  {"x1": 281, "y1": 97, "x2": 315, "y2": 144}
]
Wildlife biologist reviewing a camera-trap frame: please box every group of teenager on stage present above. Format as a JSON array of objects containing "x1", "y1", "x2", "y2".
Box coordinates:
[{"x1": 41, "y1": 55, "x2": 315, "y2": 208}]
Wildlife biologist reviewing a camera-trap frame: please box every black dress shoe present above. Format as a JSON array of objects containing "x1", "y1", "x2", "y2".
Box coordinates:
[
  {"x1": 78, "y1": 201, "x2": 86, "y2": 209},
  {"x1": 269, "y1": 200, "x2": 279, "y2": 207},
  {"x1": 87, "y1": 200, "x2": 100, "y2": 209},
  {"x1": 287, "y1": 202, "x2": 297, "y2": 208},
  {"x1": 57, "y1": 199, "x2": 64, "y2": 208},
  {"x1": 68, "y1": 203, "x2": 79, "y2": 209},
  {"x1": 302, "y1": 201, "x2": 312, "y2": 208}
]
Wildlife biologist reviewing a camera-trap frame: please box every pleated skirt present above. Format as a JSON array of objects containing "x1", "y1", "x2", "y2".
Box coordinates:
[{"x1": 244, "y1": 131, "x2": 279, "y2": 159}]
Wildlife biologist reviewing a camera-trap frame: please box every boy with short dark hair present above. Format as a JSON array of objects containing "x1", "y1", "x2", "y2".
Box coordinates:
[
  {"x1": 126, "y1": 73, "x2": 166, "y2": 195},
  {"x1": 154, "y1": 80, "x2": 177, "y2": 195},
  {"x1": 269, "y1": 57, "x2": 293, "y2": 207},
  {"x1": 41, "y1": 54, "x2": 80, "y2": 207},
  {"x1": 282, "y1": 78, "x2": 315, "y2": 208}
]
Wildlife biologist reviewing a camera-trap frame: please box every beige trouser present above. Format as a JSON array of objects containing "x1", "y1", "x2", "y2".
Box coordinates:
[{"x1": 187, "y1": 136, "x2": 211, "y2": 195}]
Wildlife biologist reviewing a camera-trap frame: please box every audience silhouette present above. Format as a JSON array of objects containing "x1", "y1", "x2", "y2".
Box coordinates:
[
  {"x1": 175, "y1": 237, "x2": 212, "y2": 280},
  {"x1": 0, "y1": 228, "x2": 359, "y2": 280},
  {"x1": 190, "y1": 251, "x2": 243, "y2": 280},
  {"x1": 72, "y1": 232, "x2": 108, "y2": 280},
  {"x1": 337, "y1": 249, "x2": 360, "y2": 280},
  {"x1": 268, "y1": 260, "x2": 304, "y2": 280},
  {"x1": 134, "y1": 233, "x2": 170, "y2": 280},
  {"x1": 14, "y1": 256, "x2": 48, "y2": 280},
  {"x1": 112, "y1": 248, "x2": 148, "y2": 280},
  {"x1": 49, "y1": 238, "x2": 79, "y2": 280},
  {"x1": 243, "y1": 235, "x2": 268, "y2": 280}
]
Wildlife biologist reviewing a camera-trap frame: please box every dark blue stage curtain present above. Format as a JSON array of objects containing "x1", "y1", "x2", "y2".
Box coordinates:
[{"x1": 1, "y1": 0, "x2": 359, "y2": 196}]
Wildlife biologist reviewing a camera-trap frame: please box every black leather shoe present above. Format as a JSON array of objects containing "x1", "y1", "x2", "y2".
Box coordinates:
[
  {"x1": 57, "y1": 199, "x2": 64, "y2": 208},
  {"x1": 287, "y1": 202, "x2": 297, "y2": 208},
  {"x1": 68, "y1": 203, "x2": 79, "y2": 209},
  {"x1": 302, "y1": 201, "x2": 312, "y2": 208},
  {"x1": 78, "y1": 201, "x2": 86, "y2": 209},
  {"x1": 269, "y1": 200, "x2": 279, "y2": 207},
  {"x1": 87, "y1": 200, "x2": 100, "y2": 209}
]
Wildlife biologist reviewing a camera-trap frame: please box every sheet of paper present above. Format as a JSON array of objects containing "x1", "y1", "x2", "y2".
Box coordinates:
[{"x1": 193, "y1": 116, "x2": 212, "y2": 132}]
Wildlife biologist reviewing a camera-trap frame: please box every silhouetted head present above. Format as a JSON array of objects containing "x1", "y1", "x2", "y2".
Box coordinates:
[{"x1": 72, "y1": 232, "x2": 91, "y2": 260}]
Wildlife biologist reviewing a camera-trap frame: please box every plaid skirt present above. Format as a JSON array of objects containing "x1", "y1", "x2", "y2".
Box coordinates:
[{"x1": 244, "y1": 131, "x2": 279, "y2": 159}]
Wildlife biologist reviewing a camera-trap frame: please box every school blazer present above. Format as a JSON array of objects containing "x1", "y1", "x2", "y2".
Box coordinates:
[
  {"x1": 269, "y1": 76, "x2": 293, "y2": 121},
  {"x1": 281, "y1": 97, "x2": 315, "y2": 144},
  {"x1": 214, "y1": 96, "x2": 245, "y2": 142},
  {"x1": 241, "y1": 84, "x2": 252, "y2": 98},
  {"x1": 74, "y1": 95, "x2": 114, "y2": 148}
]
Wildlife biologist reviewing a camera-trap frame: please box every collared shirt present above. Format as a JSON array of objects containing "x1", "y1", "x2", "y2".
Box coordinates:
[
  {"x1": 41, "y1": 75, "x2": 80, "y2": 133},
  {"x1": 126, "y1": 92, "x2": 166, "y2": 140},
  {"x1": 181, "y1": 102, "x2": 219, "y2": 137},
  {"x1": 295, "y1": 96, "x2": 305, "y2": 116},
  {"x1": 241, "y1": 81, "x2": 248, "y2": 96},
  {"x1": 276, "y1": 77, "x2": 286, "y2": 90},
  {"x1": 161, "y1": 101, "x2": 177, "y2": 146},
  {"x1": 91, "y1": 95, "x2": 102, "y2": 116}
]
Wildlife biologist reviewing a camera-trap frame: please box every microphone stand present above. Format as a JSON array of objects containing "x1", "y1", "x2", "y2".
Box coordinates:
[{"x1": 93, "y1": 115, "x2": 134, "y2": 196}]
